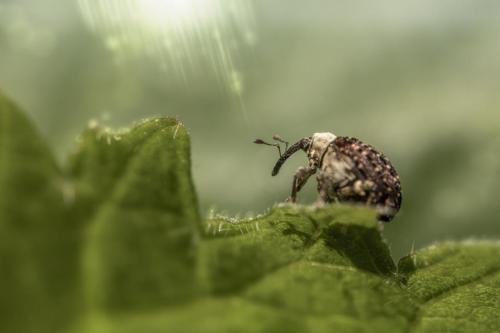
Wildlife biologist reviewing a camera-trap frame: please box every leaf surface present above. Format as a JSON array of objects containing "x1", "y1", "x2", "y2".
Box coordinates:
[
  {"x1": 68, "y1": 118, "x2": 201, "y2": 311},
  {"x1": 0, "y1": 92, "x2": 78, "y2": 333}
]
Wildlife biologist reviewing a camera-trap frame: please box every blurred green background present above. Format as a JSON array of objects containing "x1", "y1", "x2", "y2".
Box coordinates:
[{"x1": 1, "y1": 0, "x2": 499, "y2": 258}]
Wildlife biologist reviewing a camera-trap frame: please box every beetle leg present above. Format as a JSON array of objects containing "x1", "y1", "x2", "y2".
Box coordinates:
[
  {"x1": 289, "y1": 166, "x2": 316, "y2": 203},
  {"x1": 314, "y1": 177, "x2": 329, "y2": 207}
]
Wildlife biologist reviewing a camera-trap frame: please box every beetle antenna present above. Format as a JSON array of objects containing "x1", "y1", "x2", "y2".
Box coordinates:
[
  {"x1": 272, "y1": 137, "x2": 311, "y2": 176},
  {"x1": 272, "y1": 134, "x2": 289, "y2": 151},
  {"x1": 254, "y1": 138, "x2": 282, "y2": 157}
]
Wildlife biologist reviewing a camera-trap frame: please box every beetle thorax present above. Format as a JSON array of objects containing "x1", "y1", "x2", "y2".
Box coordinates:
[{"x1": 308, "y1": 132, "x2": 337, "y2": 167}]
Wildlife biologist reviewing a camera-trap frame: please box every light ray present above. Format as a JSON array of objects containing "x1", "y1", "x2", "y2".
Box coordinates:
[{"x1": 77, "y1": 0, "x2": 256, "y2": 111}]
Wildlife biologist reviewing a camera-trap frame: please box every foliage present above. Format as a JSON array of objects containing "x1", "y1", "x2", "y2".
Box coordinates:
[{"x1": 1, "y1": 92, "x2": 499, "y2": 333}]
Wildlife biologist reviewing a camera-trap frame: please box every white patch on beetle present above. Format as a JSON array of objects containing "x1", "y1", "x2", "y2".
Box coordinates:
[{"x1": 307, "y1": 132, "x2": 337, "y2": 168}]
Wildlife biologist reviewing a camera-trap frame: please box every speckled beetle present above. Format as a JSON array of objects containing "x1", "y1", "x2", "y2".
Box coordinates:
[{"x1": 254, "y1": 133, "x2": 402, "y2": 222}]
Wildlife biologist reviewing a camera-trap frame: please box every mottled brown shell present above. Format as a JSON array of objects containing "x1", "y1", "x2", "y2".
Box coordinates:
[{"x1": 319, "y1": 136, "x2": 402, "y2": 221}]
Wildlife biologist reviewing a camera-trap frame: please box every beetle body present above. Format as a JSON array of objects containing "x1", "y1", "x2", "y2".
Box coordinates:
[{"x1": 256, "y1": 132, "x2": 402, "y2": 222}]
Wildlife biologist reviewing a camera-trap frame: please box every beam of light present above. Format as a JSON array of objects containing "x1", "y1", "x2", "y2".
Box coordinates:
[
  {"x1": 77, "y1": 0, "x2": 256, "y2": 118},
  {"x1": 137, "y1": 0, "x2": 214, "y2": 28}
]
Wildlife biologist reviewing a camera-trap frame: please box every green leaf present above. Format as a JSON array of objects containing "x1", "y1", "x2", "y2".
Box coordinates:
[
  {"x1": 77, "y1": 207, "x2": 500, "y2": 333},
  {"x1": 0, "y1": 92, "x2": 79, "y2": 333},
  {"x1": 1, "y1": 95, "x2": 498, "y2": 333},
  {"x1": 79, "y1": 205, "x2": 419, "y2": 333},
  {"x1": 68, "y1": 118, "x2": 201, "y2": 312}
]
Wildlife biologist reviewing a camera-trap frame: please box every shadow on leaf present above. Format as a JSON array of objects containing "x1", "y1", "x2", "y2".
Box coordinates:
[{"x1": 322, "y1": 223, "x2": 396, "y2": 276}]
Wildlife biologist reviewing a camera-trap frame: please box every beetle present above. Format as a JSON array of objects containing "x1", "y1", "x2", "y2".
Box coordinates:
[{"x1": 254, "y1": 133, "x2": 402, "y2": 222}]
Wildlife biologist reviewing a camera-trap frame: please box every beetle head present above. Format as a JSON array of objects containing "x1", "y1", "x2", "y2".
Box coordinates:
[
  {"x1": 255, "y1": 132, "x2": 337, "y2": 176},
  {"x1": 271, "y1": 137, "x2": 311, "y2": 176},
  {"x1": 272, "y1": 132, "x2": 337, "y2": 176},
  {"x1": 307, "y1": 132, "x2": 337, "y2": 166}
]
